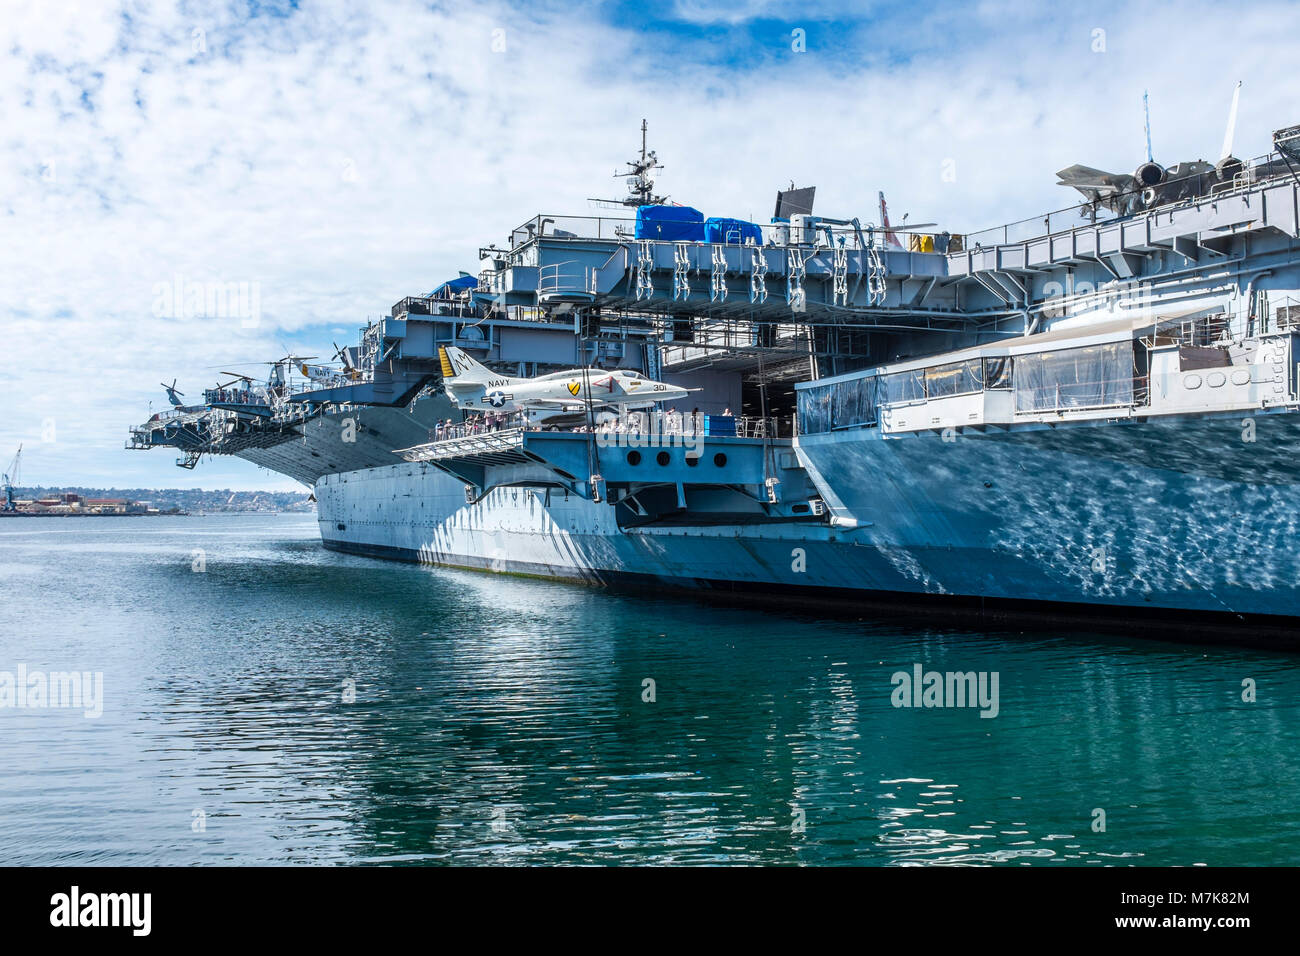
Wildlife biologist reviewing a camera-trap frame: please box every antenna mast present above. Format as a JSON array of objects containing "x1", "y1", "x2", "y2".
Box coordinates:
[{"x1": 589, "y1": 119, "x2": 666, "y2": 207}]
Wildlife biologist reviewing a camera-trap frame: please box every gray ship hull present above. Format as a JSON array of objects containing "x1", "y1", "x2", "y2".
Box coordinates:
[{"x1": 312, "y1": 409, "x2": 1300, "y2": 630}]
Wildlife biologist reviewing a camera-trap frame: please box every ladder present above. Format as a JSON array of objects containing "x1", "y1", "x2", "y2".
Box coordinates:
[
  {"x1": 866, "y1": 231, "x2": 888, "y2": 306},
  {"x1": 832, "y1": 239, "x2": 849, "y2": 306},
  {"x1": 750, "y1": 246, "x2": 769, "y2": 304},
  {"x1": 710, "y1": 246, "x2": 728, "y2": 303},
  {"x1": 787, "y1": 251, "x2": 807, "y2": 313},
  {"x1": 673, "y1": 243, "x2": 691, "y2": 301},
  {"x1": 635, "y1": 241, "x2": 654, "y2": 301}
]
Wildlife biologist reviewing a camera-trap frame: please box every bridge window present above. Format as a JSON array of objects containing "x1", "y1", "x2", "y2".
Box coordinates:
[
  {"x1": 984, "y1": 357, "x2": 1012, "y2": 389},
  {"x1": 797, "y1": 376, "x2": 880, "y2": 435},
  {"x1": 881, "y1": 369, "x2": 924, "y2": 404},
  {"x1": 923, "y1": 359, "x2": 983, "y2": 398},
  {"x1": 1012, "y1": 341, "x2": 1135, "y2": 412}
]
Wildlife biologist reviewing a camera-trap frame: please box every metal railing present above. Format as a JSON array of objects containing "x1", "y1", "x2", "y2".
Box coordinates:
[
  {"x1": 733, "y1": 416, "x2": 786, "y2": 438},
  {"x1": 428, "y1": 413, "x2": 527, "y2": 442},
  {"x1": 510, "y1": 214, "x2": 636, "y2": 247},
  {"x1": 390, "y1": 294, "x2": 479, "y2": 318},
  {"x1": 1270, "y1": 296, "x2": 1300, "y2": 333},
  {"x1": 508, "y1": 213, "x2": 893, "y2": 253},
  {"x1": 204, "y1": 387, "x2": 266, "y2": 406},
  {"x1": 1171, "y1": 312, "x2": 1232, "y2": 346},
  {"x1": 578, "y1": 412, "x2": 786, "y2": 439},
  {"x1": 538, "y1": 260, "x2": 593, "y2": 299}
]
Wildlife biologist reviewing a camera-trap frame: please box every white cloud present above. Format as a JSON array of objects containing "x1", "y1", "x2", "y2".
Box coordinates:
[{"x1": 2, "y1": 0, "x2": 1297, "y2": 489}]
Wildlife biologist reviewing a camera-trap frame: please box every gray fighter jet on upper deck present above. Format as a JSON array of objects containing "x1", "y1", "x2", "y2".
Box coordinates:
[
  {"x1": 1057, "y1": 82, "x2": 1258, "y2": 219},
  {"x1": 1056, "y1": 157, "x2": 1235, "y2": 219}
]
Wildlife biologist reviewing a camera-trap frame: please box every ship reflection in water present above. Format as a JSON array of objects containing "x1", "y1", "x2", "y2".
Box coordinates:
[{"x1": 1, "y1": 514, "x2": 1297, "y2": 866}]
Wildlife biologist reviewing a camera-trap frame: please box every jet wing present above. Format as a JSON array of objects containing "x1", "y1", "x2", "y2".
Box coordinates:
[
  {"x1": 524, "y1": 399, "x2": 607, "y2": 410},
  {"x1": 1055, "y1": 164, "x2": 1132, "y2": 196}
]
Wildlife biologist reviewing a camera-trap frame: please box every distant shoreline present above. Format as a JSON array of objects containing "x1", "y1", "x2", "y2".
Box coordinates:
[
  {"x1": 0, "y1": 511, "x2": 187, "y2": 517},
  {"x1": 0, "y1": 510, "x2": 313, "y2": 518}
]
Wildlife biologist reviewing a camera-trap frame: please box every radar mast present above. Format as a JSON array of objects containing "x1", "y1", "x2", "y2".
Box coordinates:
[{"x1": 590, "y1": 119, "x2": 666, "y2": 207}]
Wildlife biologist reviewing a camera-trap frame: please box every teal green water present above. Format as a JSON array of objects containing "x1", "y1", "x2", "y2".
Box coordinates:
[{"x1": 0, "y1": 513, "x2": 1297, "y2": 865}]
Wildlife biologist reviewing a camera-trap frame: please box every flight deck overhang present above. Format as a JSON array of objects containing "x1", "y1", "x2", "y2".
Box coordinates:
[
  {"x1": 292, "y1": 376, "x2": 430, "y2": 407},
  {"x1": 207, "y1": 402, "x2": 274, "y2": 417},
  {"x1": 947, "y1": 176, "x2": 1300, "y2": 279}
]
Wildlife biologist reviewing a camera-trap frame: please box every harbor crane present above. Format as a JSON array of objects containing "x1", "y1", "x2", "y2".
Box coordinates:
[{"x1": 3, "y1": 445, "x2": 21, "y2": 512}]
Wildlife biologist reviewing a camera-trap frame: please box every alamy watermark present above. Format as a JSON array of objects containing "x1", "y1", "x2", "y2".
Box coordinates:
[
  {"x1": 151, "y1": 273, "x2": 261, "y2": 327},
  {"x1": 50, "y1": 886, "x2": 150, "y2": 936},
  {"x1": 0, "y1": 664, "x2": 103, "y2": 718},
  {"x1": 1041, "y1": 275, "x2": 1154, "y2": 320},
  {"x1": 594, "y1": 416, "x2": 705, "y2": 458},
  {"x1": 890, "y1": 663, "x2": 999, "y2": 718}
]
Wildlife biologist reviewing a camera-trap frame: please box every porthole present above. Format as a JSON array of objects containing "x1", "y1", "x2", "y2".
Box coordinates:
[
  {"x1": 713, "y1": 453, "x2": 727, "y2": 467},
  {"x1": 1207, "y1": 371, "x2": 1227, "y2": 388},
  {"x1": 1231, "y1": 369, "x2": 1251, "y2": 386},
  {"x1": 626, "y1": 450, "x2": 642, "y2": 466},
  {"x1": 336, "y1": 522, "x2": 346, "y2": 531},
  {"x1": 1183, "y1": 373, "x2": 1202, "y2": 390},
  {"x1": 656, "y1": 451, "x2": 671, "y2": 466},
  {"x1": 685, "y1": 453, "x2": 700, "y2": 467}
]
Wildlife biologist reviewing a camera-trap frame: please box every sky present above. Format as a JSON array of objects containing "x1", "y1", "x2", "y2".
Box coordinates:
[{"x1": 3, "y1": 0, "x2": 1298, "y2": 490}]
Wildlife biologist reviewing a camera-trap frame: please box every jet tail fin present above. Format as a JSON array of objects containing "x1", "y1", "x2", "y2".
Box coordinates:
[
  {"x1": 440, "y1": 346, "x2": 501, "y2": 385},
  {"x1": 1220, "y1": 80, "x2": 1242, "y2": 162},
  {"x1": 879, "y1": 191, "x2": 903, "y2": 248}
]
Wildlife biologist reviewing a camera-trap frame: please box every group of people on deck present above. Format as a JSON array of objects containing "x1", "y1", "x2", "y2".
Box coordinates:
[
  {"x1": 431, "y1": 412, "x2": 516, "y2": 441},
  {"x1": 569, "y1": 406, "x2": 724, "y2": 436}
]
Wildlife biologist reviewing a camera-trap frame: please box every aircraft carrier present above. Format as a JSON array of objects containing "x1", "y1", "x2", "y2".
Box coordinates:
[{"x1": 129, "y1": 109, "x2": 1300, "y2": 638}]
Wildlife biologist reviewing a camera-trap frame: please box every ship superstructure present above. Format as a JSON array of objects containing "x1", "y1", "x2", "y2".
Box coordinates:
[{"x1": 128, "y1": 117, "x2": 1300, "y2": 632}]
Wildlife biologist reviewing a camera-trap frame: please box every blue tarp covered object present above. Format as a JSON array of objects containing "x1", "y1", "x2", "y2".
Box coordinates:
[
  {"x1": 425, "y1": 274, "x2": 478, "y2": 297},
  {"x1": 635, "y1": 205, "x2": 705, "y2": 241},
  {"x1": 704, "y1": 217, "x2": 763, "y2": 245}
]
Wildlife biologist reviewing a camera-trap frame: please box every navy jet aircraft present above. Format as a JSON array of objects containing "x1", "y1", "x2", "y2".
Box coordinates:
[
  {"x1": 1055, "y1": 158, "x2": 1231, "y2": 218},
  {"x1": 438, "y1": 346, "x2": 691, "y2": 415},
  {"x1": 1057, "y1": 82, "x2": 1251, "y2": 219}
]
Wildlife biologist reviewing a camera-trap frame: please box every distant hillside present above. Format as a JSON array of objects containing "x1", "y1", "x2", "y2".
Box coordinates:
[{"x1": 14, "y1": 487, "x2": 314, "y2": 513}]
